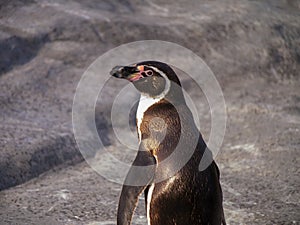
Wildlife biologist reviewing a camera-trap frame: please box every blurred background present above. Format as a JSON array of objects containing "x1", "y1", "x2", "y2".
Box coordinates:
[{"x1": 0, "y1": 0, "x2": 299, "y2": 224}]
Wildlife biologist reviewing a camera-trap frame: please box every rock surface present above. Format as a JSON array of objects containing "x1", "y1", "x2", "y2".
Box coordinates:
[{"x1": 0, "y1": 0, "x2": 299, "y2": 224}]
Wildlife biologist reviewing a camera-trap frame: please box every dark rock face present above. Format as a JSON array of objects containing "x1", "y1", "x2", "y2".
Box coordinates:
[
  {"x1": 0, "y1": 0, "x2": 299, "y2": 224},
  {"x1": 0, "y1": 34, "x2": 47, "y2": 75}
]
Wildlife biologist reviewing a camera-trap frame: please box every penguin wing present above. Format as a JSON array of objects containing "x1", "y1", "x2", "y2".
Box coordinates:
[{"x1": 117, "y1": 147, "x2": 156, "y2": 225}]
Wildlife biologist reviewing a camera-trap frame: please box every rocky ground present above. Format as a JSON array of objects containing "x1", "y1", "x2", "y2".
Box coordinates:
[{"x1": 0, "y1": 0, "x2": 299, "y2": 224}]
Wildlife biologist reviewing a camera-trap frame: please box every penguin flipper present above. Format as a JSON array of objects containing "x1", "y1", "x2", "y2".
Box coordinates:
[{"x1": 117, "y1": 150, "x2": 156, "y2": 225}]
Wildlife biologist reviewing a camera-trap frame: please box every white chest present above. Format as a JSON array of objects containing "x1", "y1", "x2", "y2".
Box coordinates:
[{"x1": 136, "y1": 95, "x2": 162, "y2": 142}]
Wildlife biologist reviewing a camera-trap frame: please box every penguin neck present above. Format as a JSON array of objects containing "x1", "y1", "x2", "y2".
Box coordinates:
[
  {"x1": 136, "y1": 85, "x2": 186, "y2": 143},
  {"x1": 136, "y1": 88, "x2": 169, "y2": 143}
]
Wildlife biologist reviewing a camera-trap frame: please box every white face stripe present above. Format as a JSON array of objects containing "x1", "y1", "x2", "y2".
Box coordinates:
[
  {"x1": 136, "y1": 66, "x2": 171, "y2": 142},
  {"x1": 147, "y1": 65, "x2": 171, "y2": 100}
]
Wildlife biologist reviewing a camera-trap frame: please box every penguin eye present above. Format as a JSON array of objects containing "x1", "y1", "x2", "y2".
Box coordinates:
[
  {"x1": 141, "y1": 70, "x2": 153, "y2": 77},
  {"x1": 146, "y1": 70, "x2": 153, "y2": 76}
]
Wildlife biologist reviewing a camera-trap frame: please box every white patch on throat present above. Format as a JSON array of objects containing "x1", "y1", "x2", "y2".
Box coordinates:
[{"x1": 136, "y1": 67, "x2": 171, "y2": 142}]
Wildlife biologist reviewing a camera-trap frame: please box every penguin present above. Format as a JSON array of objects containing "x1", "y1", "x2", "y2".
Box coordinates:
[{"x1": 110, "y1": 61, "x2": 226, "y2": 225}]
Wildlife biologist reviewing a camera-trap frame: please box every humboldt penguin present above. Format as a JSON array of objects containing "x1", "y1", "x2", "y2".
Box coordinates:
[{"x1": 110, "y1": 61, "x2": 226, "y2": 225}]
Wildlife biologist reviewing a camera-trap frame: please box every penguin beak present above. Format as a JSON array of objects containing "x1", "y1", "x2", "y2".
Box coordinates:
[{"x1": 110, "y1": 65, "x2": 144, "y2": 82}]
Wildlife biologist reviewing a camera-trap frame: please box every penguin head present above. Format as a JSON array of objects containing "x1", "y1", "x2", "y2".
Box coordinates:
[{"x1": 110, "y1": 61, "x2": 181, "y2": 98}]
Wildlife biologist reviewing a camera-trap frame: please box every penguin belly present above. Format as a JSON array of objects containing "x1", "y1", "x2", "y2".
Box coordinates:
[{"x1": 146, "y1": 164, "x2": 223, "y2": 225}]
